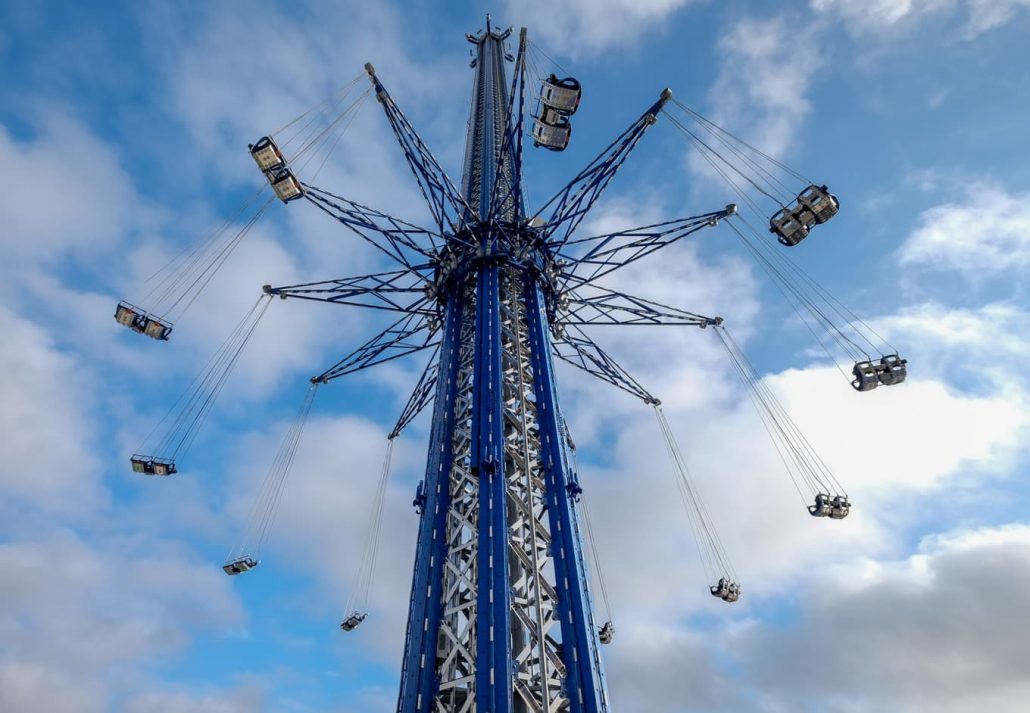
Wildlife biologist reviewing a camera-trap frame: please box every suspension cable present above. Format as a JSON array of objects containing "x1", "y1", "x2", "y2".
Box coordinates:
[
  {"x1": 669, "y1": 98, "x2": 812, "y2": 185},
  {"x1": 134, "y1": 294, "x2": 273, "y2": 467},
  {"x1": 344, "y1": 436, "x2": 396, "y2": 617},
  {"x1": 226, "y1": 381, "x2": 320, "y2": 565},
  {"x1": 653, "y1": 405, "x2": 738, "y2": 586},
  {"x1": 713, "y1": 325, "x2": 847, "y2": 502}
]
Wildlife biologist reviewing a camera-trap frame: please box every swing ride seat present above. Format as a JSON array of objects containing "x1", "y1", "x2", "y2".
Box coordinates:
[
  {"x1": 130, "y1": 455, "x2": 177, "y2": 476},
  {"x1": 222, "y1": 556, "x2": 259, "y2": 576},
  {"x1": 249, "y1": 136, "x2": 286, "y2": 175},
  {"x1": 828, "y1": 495, "x2": 851, "y2": 520},
  {"x1": 769, "y1": 207, "x2": 810, "y2": 246},
  {"x1": 340, "y1": 611, "x2": 367, "y2": 632},
  {"x1": 140, "y1": 315, "x2": 173, "y2": 341},
  {"x1": 877, "y1": 353, "x2": 908, "y2": 386},
  {"x1": 851, "y1": 360, "x2": 880, "y2": 392},
  {"x1": 270, "y1": 169, "x2": 304, "y2": 203},
  {"x1": 115, "y1": 302, "x2": 172, "y2": 340},
  {"x1": 808, "y1": 493, "x2": 833, "y2": 517},
  {"x1": 797, "y1": 184, "x2": 840, "y2": 225},
  {"x1": 539, "y1": 74, "x2": 582, "y2": 115},
  {"x1": 710, "y1": 577, "x2": 741, "y2": 602},
  {"x1": 115, "y1": 301, "x2": 143, "y2": 329},
  {"x1": 710, "y1": 578, "x2": 731, "y2": 598},
  {"x1": 532, "y1": 115, "x2": 571, "y2": 151},
  {"x1": 598, "y1": 621, "x2": 614, "y2": 645}
]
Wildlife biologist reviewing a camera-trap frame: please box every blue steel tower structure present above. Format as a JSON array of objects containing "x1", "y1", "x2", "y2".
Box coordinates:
[{"x1": 264, "y1": 17, "x2": 734, "y2": 713}]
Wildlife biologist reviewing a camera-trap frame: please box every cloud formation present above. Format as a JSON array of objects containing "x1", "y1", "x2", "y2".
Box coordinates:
[
  {"x1": 812, "y1": 0, "x2": 1030, "y2": 37},
  {"x1": 502, "y1": 0, "x2": 699, "y2": 54},
  {"x1": 898, "y1": 183, "x2": 1030, "y2": 275}
]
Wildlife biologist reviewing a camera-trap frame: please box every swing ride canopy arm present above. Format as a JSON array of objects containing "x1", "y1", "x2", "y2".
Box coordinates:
[
  {"x1": 303, "y1": 185, "x2": 442, "y2": 266},
  {"x1": 364, "y1": 62, "x2": 477, "y2": 232},
  {"x1": 556, "y1": 207, "x2": 734, "y2": 287},
  {"x1": 314, "y1": 311, "x2": 438, "y2": 383},
  {"x1": 264, "y1": 267, "x2": 434, "y2": 314},
  {"x1": 559, "y1": 281, "x2": 723, "y2": 327},
  {"x1": 389, "y1": 346, "x2": 440, "y2": 438},
  {"x1": 534, "y1": 88, "x2": 672, "y2": 250},
  {"x1": 551, "y1": 325, "x2": 658, "y2": 405}
]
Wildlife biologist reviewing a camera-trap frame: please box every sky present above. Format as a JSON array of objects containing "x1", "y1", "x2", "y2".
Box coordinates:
[{"x1": 1, "y1": 1, "x2": 1029, "y2": 712}]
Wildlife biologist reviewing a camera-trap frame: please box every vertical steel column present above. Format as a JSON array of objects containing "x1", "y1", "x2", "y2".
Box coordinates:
[
  {"x1": 525, "y1": 283, "x2": 609, "y2": 713},
  {"x1": 398, "y1": 295, "x2": 465, "y2": 712},
  {"x1": 468, "y1": 22, "x2": 515, "y2": 711}
]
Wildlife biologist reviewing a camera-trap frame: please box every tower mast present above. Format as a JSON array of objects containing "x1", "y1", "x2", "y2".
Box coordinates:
[{"x1": 396, "y1": 19, "x2": 608, "y2": 713}]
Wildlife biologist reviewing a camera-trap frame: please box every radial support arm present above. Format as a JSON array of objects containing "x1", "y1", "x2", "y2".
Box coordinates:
[
  {"x1": 314, "y1": 312, "x2": 437, "y2": 383},
  {"x1": 264, "y1": 268, "x2": 433, "y2": 314},
  {"x1": 365, "y1": 63, "x2": 476, "y2": 232},
  {"x1": 534, "y1": 89, "x2": 673, "y2": 249},
  {"x1": 303, "y1": 185, "x2": 442, "y2": 267},
  {"x1": 559, "y1": 282, "x2": 723, "y2": 327},
  {"x1": 551, "y1": 326, "x2": 658, "y2": 405},
  {"x1": 557, "y1": 207, "x2": 735, "y2": 286},
  {"x1": 390, "y1": 346, "x2": 440, "y2": 438}
]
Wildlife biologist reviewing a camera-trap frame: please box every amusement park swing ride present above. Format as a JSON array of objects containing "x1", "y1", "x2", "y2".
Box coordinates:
[{"x1": 118, "y1": 17, "x2": 906, "y2": 713}]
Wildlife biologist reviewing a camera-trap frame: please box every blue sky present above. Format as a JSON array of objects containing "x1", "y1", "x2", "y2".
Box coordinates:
[{"x1": 1, "y1": 1, "x2": 1029, "y2": 712}]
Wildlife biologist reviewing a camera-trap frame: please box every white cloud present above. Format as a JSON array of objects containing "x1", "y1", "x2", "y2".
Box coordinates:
[
  {"x1": 221, "y1": 414, "x2": 422, "y2": 664},
  {"x1": 898, "y1": 183, "x2": 1030, "y2": 275},
  {"x1": 0, "y1": 115, "x2": 157, "y2": 265},
  {"x1": 141, "y1": 0, "x2": 465, "y2": 221},
  {"x1": 0, "y1": 305, "x2": 106, "y2": 514},
  {"x1": 733, "y1": 523, "x2": 1030, "y2": 713},
  {"x1": 121, "y1": 686, "x2": 266, "y2": 713},
  {"x1": 872, "y1": 301, "x2": 1030, "y2": 392},
  {"x1": 0, "y1": 529, "x2": 245, "y2": 713},
  {"x1": 706, "y1": 16, "x2": 823, "y2": 162},
  {"x1": 502, "y1": 0, "x2": 699, "y2": 55},
  {"x1": 813, "y1": 0, "x2": 1030, "y2": 38}
]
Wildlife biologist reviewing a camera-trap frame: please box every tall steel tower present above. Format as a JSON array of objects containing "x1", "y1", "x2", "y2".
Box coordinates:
[
  {"x1": 394, "y1": 20, "x2": 608, "y2": 713},
  {"x1": 260, "y1": 19, "x2": 734, "y2": 712}
]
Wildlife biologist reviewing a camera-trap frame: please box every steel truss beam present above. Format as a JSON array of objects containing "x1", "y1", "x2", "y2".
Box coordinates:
[{"x1": 264, "y1": 20, "x2": 730, "y2": 713}]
